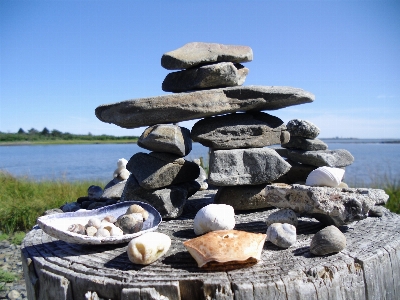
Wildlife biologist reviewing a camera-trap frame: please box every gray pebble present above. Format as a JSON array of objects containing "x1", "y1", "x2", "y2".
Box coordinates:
[
  {"x1": 266, "y1": 209, "x2": 298, "y2": 227},
  {"x1": 267, "y1": 223, "x2": 297, "y2": 248}
]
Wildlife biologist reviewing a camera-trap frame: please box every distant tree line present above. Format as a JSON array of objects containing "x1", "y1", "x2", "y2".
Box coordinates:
[{"x1": 0, "y1": 127, "x2": 138, "y2": 142}]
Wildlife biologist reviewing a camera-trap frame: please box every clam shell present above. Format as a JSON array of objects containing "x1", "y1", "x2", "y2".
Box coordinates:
[
  {"x1": 266, "y1": 223, "x2": 296, "y2": 248},
  {"x1": 127, "y1": 232, "x2": 171, "y2": 265},
  {"x1": 306, "y1": 166, "x2": 345, "y2": 187},
  {"x1": 37, "y1": 201, "x2": 161, "y2": 245},
  {"x1": 310, "y1": 225, "x2": 346, "y2": 255},
  {"x1": 193, "y1": 204, "x2": 235, "y2": 235},
  {"x1": 183, "y1": 230, "x2": 266, "y2": 268}
]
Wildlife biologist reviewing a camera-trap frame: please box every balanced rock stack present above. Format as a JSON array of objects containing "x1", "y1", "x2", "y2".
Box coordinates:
[
  {"x1": 275, "y1": 119, "x2": 354, "y2": 184},
  {"x1": 95, "y1": 42, "x2": 387, "y2": 225}
]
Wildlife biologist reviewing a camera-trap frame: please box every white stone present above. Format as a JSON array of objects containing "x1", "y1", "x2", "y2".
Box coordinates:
[
  {"x1": 127, "y1": 232, "x2": 171, "y2": 265},
  {"x1": 267, "y1": 223, "x2": 296, "y2": 248},
  {"x1": 193, "y1": 204, "x2": 235, "y2": 235}
]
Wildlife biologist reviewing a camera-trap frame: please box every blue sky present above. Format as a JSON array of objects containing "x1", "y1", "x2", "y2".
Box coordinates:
[{"x1": 1, "y1": 0, "x2": 399, "y2": 138}]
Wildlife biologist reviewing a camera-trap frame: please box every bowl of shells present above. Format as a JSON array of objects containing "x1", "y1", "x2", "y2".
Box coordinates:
[{"x1": 37, "y1": 201, "x2": 162, "y2": 245}]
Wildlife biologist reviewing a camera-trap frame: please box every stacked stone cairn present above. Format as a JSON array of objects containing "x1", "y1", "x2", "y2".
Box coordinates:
[{"x1": 95, "y1": 42, "x2": 389, "y2": 230}]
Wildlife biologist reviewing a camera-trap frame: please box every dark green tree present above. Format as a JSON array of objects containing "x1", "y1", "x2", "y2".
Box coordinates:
[
  {"x1": 17, "y1": 128, "x2": 26, "y2": 134},
  {"x1": 41, "y1": 127, "x2": 50, "y2": 135}
]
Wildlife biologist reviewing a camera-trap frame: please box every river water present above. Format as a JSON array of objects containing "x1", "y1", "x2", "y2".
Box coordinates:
[{"x1": 0, "y1": 140, "x2": 399, "y2": 187}]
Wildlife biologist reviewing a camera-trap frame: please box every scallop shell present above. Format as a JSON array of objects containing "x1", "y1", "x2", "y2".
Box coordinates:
[
  {"x1": 127, "y1": 232, "x2": 171, "y2": 265},
  {"x1": 193, "y1": 204, "x2": 235, "y2": 235},
  {"x1": 266, "y1": 223, "x2": 296, "y2": 248},
  {"x1": 116, "y1": 213, "x2": 143, "y2": 234},
  {"x1": 306, "y1": 166, "x2": 345, "y2": 187},
  {"x1": 126, "y1": 204, "x2": 149, "y2": 220},
  {"x1": 183, "y1": 230, "x2": 266, "y2": 268},
  {"x1": 67, "y1": 224, "x2": 85, "y2": 235},
  {"x1": 310, "y1": 225, "x2": 346, "y2": 255}
]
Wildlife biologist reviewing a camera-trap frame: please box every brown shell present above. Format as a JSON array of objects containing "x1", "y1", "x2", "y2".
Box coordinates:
[
  {"x1": 126, "y1": 204, "x2": 149, "y2": 220},
  {"x1": 183, "y1": 230, "x2": 266, "y2": 268},
  {"x1": 310, "y1": 225, "x2": 346, "y2": 256},
  {"x1": 67, "y1": 224, "x2": 86, "y2": 235}
]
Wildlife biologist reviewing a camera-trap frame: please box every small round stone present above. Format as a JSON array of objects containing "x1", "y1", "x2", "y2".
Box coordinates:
[
  {"x1": 266, "y1": 209, "x2": 298, "y2": 227},
  {"x1": 267, "y1": 223, "x2": 296, "y2": 248},
  {"x1": 310, "y1": 225, "x2": 346, "y2": 256},
  {"x1": 287, "y1": 119, "x2": 320, "y2": 139}
]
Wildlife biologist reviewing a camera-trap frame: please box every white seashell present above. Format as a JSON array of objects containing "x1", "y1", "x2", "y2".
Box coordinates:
[
  {"x1": 306, "y1": 166, "x2": 345, "y2": 187},
  {"x1": 102, "y1": 215, "x2": 117, "y2": 223},
  {"x1": 126, "y1": 204, "x2": 149, "y2": 220},
  {"x1": 87, "y1": 218, "x2": 102, "y2": 229},
  {"x1": 267, "y1": 223, "x2": 296, "y2": 248},
  {"x1": 68, "y1": 224, "x2": 86, "y2": 235},
  {"x1": 193, "y1": 204, "x2": 235, "y2": 235},
  {"x1": 127, "y1": 232, "x2": 171, "y2": 265},
  {"x1": 86, "y1": 226, "x2": 97, "y2": 237},
  {"x1": 96, "y1": 227, "x2": 111, "y2": 238}
]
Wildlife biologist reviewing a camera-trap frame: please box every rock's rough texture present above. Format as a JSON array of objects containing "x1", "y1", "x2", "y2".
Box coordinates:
[
  {"x1": 191, "y1": 112, "x2": 288, "y2": 149},
  {"x1": 209, "y1": 148, "x2": 291, "y2": 186},
  {"x1": 161, "y1": 42, "x2": 253, "y2": 70},
  {"x1": 274, "y1": 160, "x2": 317, "y2": 184},
  {"x1": 162, "y1": 62, "x2": 248, "y2": 92},
  {"x1": 121, "y1": 175, "x2": 200, "y2": 218},
  {"x1": 264, "y1": 183, "x2": 389, "y2": 226},
  {"x1": 95, "y1": 86, "x2": 315, "y2": 129},
  {"x1": 310, "y1": 225, "x2": 346, "y2": 256},
  {"x1": 138, "y1": 124, "x2": 192, "y2": 156},
  {"x1": 287, "y1": 149, "x2": 354, "y2": 167},
  {"x1": 287, "y1": 119, "x2": 320, "y2": 139},
  {"x1": 214, "y1": 184, "x2": 272, "y2": 210},
  {"x1": 266, "y1": 209, "x2": 298, "y2": 227},
  {"x1": 102, "y1": 180, "x2": 127, "y2": 199},
  {"x1": 282, "y1": 136, "x2": 328, "y2": 151},
  {"x1": 126, "y1": 152, "x2": 200, "y2": 189},
  {"x1": 266, "y1": 223, "x2": 297, "y2": 248}
]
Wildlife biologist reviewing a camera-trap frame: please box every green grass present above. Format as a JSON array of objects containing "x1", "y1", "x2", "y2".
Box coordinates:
[
  {"x1": 0, "y1": 171, "x2": 105, "y2": 234},
  {"x1": 0, "y1": 269, "x2": 17, "y2": 291}
]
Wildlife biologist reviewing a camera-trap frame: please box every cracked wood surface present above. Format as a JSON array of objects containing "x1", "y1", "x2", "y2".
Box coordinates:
[{"x1": 21, "y1": 190, "x2": 400, "y2": 300}]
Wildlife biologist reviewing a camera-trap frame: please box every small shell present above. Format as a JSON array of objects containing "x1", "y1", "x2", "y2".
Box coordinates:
[
  {"x1": 101, "y1": 223, "x2": 124, "y2": 237},
  {"x1": 68, "y1": 224, "x2": 86, "y2": 235},
  {"x1": 310, "y1": 225, "x2": 346, "y2": 255},
  {"x1": 266, "y1": 223, "x2": 296, "y2": 248},
  {"x1": 183, "y1": 230, "x2": 266, "y2": 268},
  {"x1": 87, "y1": 218, "x2": 101, "y2": 229},
  {"x1": 86, "y1": 226, "x2": 97, "y2": 237},
  {"x1": 102, "y1": 215, "x2": 117, "y2": 223},
  {"x1": 193, "y1": 204, "x2": 235, "y2": 235},
  {"x1": 127, "y1": 232, "x2": 171, "y2": 265},
  {"x1": 306, "y1": 166, "x2": 345, "y2": 187},
  {"x1": 266, "y1": 209, "x2": 298, "y2": 227},
  {"x1": 96, "y1": 227, "x2": 111, "y2": 238},
  {"x1": 126, "y1": 204, "x2": 149, "y2": 220},
  {"x1": 116, "y1": 213, "x2": 143, "y2": 234}
]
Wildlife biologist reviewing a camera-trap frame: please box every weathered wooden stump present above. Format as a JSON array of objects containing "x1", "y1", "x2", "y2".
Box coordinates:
[{"x1": 21, "y1": 191, "x2": 400, "y2": 300}]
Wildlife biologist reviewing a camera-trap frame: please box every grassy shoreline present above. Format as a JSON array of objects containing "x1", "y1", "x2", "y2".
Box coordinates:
[{"x1": 1, "y1": 171, "x2": 399, "y2": 234}]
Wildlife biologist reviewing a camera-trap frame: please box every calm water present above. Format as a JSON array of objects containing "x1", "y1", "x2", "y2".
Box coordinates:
[{"x1": 0, "y1": 140, "x2": 399, "y2": 187}]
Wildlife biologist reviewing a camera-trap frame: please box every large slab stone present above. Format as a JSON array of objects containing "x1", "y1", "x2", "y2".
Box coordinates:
[
  {"x1": 161, "y1": 42, "x2": 253, "y2": 70},
  {"x1": 214, "y1": 184, "x2": 272, "y2": 210},
  {"x1": 282, "y1": 136, "x2": 328, "y2": 151},
  {"x1": 287, "y1": 149, "x2": 354, "y2": 167},
  {"x1": 264, "y1": 183, "x2": 389, "y2": 226},
  {"x1": 191, "y1": 112, "x2": 289, "y2": 149},
  {"x1": 209, "y1": 148, "x2": 291, "y2": 186},
  {"x1": 95, "y1": 86, "x2": 315, "y2": 129},
  {"x1": 126, "y1": 152, "x2": 200, "y2": 189},
  {"x1": 162, "y1": 62, "x2": 248, "y2": 92},
  {"x1": 138, "y1": 124, "x2": 192, "y2": 156},
  {"x1": 121, "y1": 175, "x2": 200, "y2": 218}
]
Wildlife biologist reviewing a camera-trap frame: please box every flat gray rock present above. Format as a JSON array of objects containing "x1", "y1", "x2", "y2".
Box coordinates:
[
  {"x1": 264, "y1": 183, "x2": 389, "y2": 226},
  {"x1": 162, "y1": 62, "x2": 248, "y2": 92},
  {"x1": 126, "y1": 152, "x2": 200, "y2": 189},
  {"x1": 214, "y1": 184, "x2": 272, "y2": 210},
  {"x1": 138, "y1": 124, "x2": 192, "y2": 156},
  {"x1": 95, "y1": 86, "x2": 315, "y2": 129},
  {"x1": 209, "y1": 148, "x2": 291, "y2": 186},
  {"x1": 191, "y1": 112, "x2": 289, "y2": 149},
  {"x1": 282, "y1": 136, "x2": 328, "y2": 151},
  {"x1": 287, "y1": 149, "x2": 354, "y2": 167},
  {"x1": 121, "y1": 175, "x2": 200, "y2": 218},
  {"x1": 102, "y1": 179, "x2": 127, "y2": 199},
  {"x1": 161, "y1": 42, "x2": 253, "y2": 70},
  {"x1": 287, "y1": 119, "x2": 320, "y2": 139}
]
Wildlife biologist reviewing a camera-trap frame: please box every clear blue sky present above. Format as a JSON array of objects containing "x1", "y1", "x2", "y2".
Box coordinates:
[{"x1": 1, "y1": 0, "x2": 399, "y2": 138}]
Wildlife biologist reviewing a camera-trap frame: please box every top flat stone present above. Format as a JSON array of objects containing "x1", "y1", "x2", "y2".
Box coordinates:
[
  {"x1": 161, "y1": 42, "x2": 253, "y2": 70},
  {"x1": 95, "y1": 85, "x2": 315, "y2": 129}
]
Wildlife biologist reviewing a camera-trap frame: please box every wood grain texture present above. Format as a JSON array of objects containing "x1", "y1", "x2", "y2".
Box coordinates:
[{"x1": 21, "y1": 190, "x2": 400, "y2": 300}]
